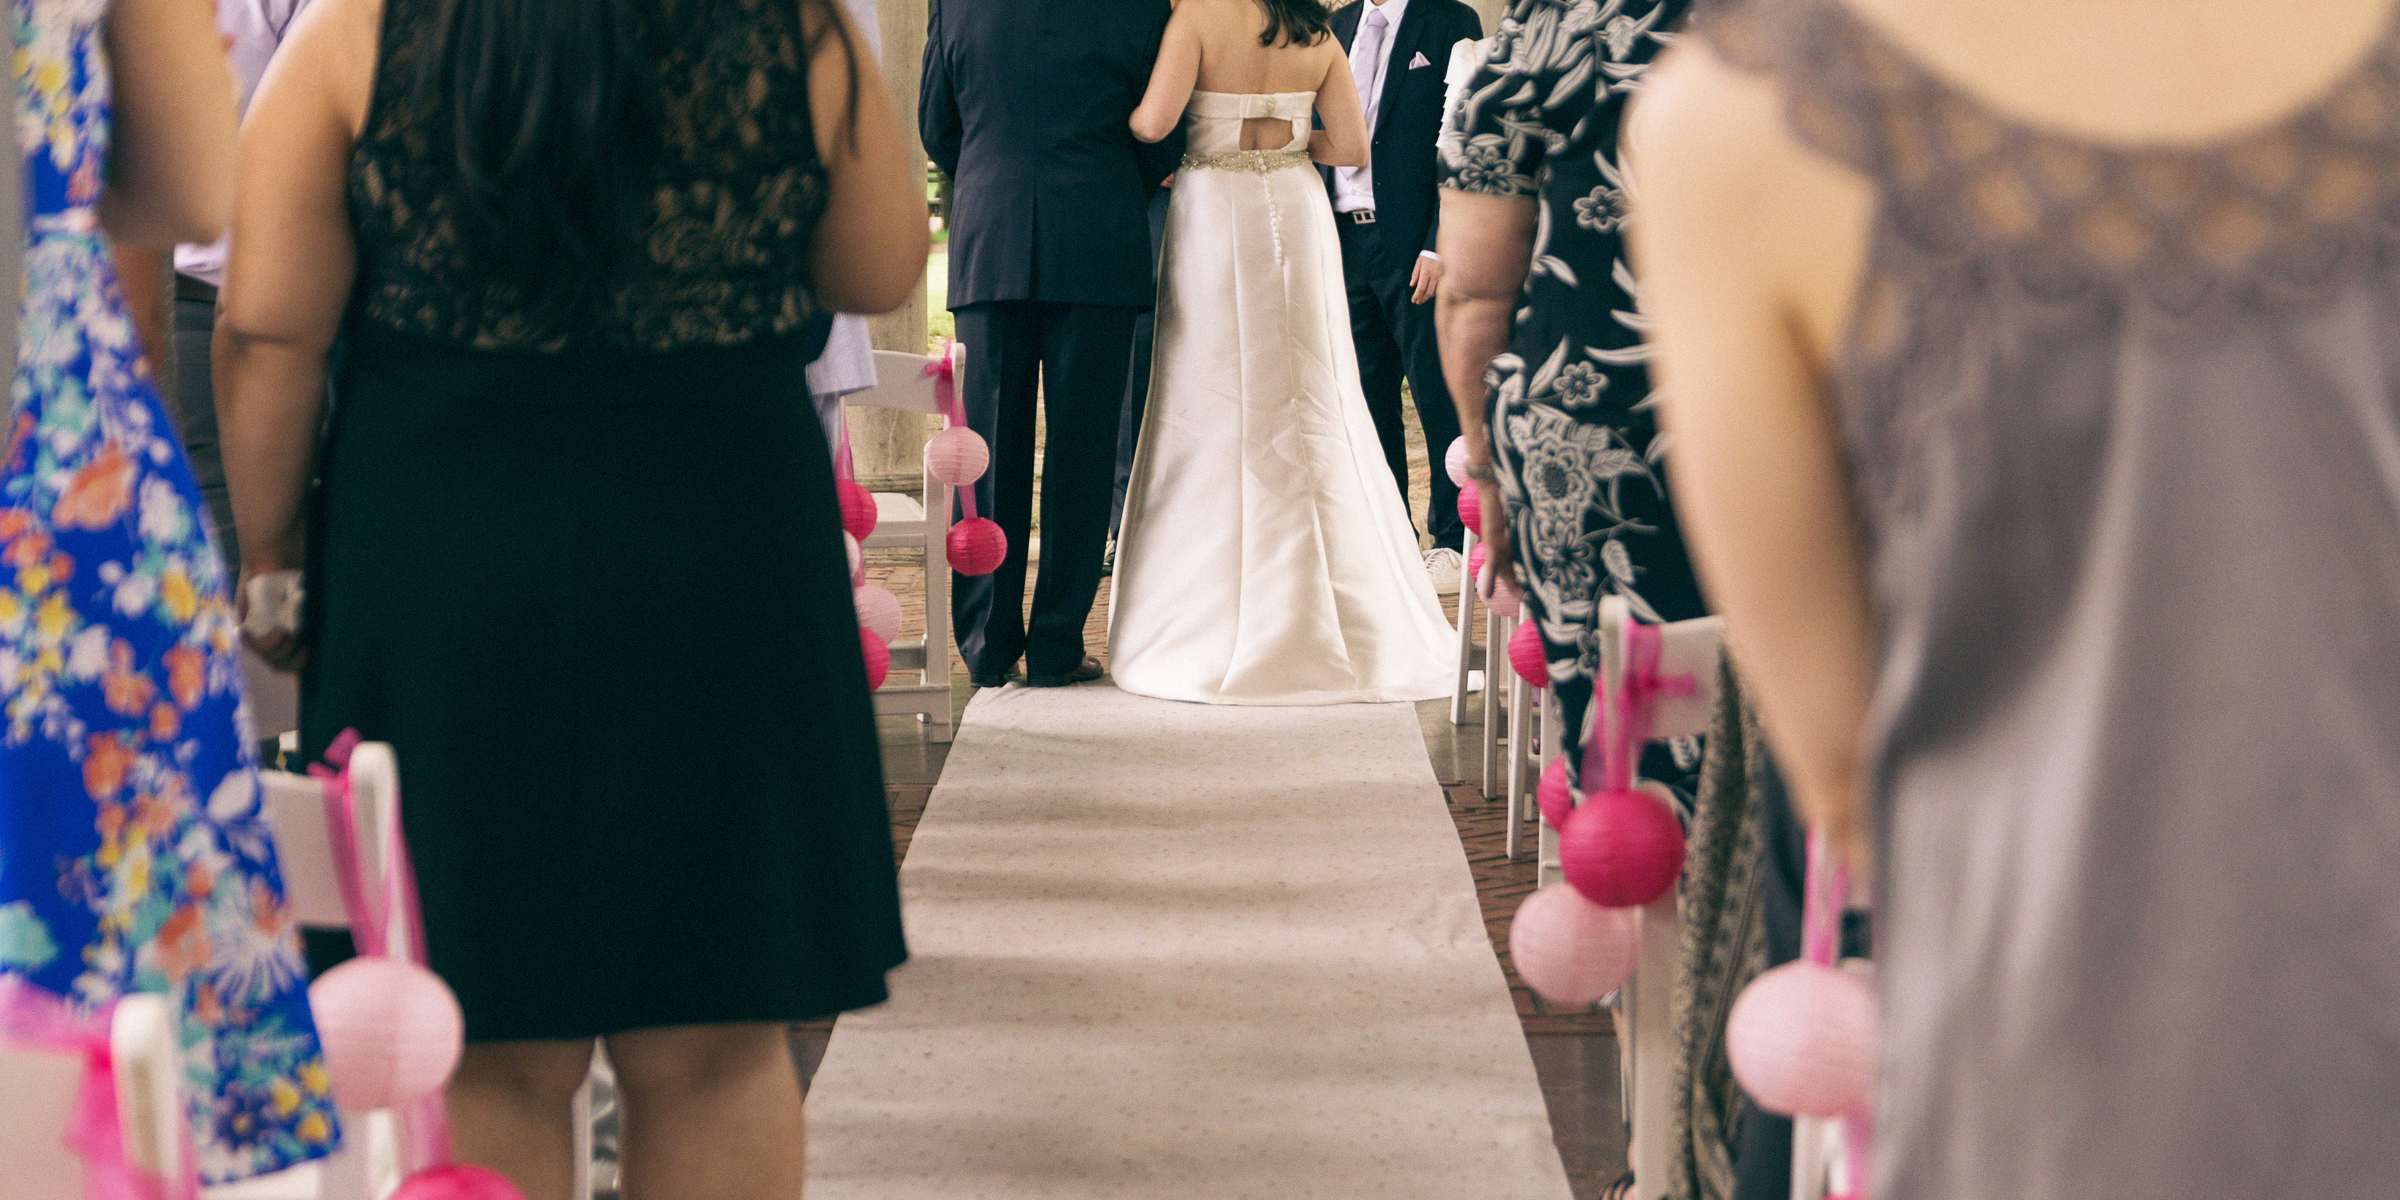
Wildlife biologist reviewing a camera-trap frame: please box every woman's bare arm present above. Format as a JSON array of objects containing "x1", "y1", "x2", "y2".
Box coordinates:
[
  {"x1": 1625, "y1": 47, "x2": 1879, "y2": 863},
  {"x1": 1433, "y1": 189, "x2": 1536, "y2": 586},
  {"x1": 1310, "y1": 49, "x2": 1368, "y2": 167},
  {"x1": 809, "y1": 0, "x2": 930, "y2": 313},
  {"x1": 1130, "y1": 6, "x2": 1203, "y2": 143},
  {"x1": 99, "y1": 0, "x2": 239, "y2": 246},
  {"x1": 215, "y1": 0, "x2": 373, "y2": 665}
]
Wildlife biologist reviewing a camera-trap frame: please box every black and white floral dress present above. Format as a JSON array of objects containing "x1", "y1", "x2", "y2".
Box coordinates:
[{"x1": 1441, "y1": 0, "x2": 1703, "y2": 791}]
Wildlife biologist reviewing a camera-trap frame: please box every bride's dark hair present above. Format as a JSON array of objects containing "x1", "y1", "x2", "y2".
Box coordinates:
[{"x1": 1255, "y1": 0, "x2": 1333, "y2": 46}]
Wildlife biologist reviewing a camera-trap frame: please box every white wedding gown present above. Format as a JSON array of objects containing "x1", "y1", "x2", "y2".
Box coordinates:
[{"x1": 1109, "y1": 91, "x2": 1455, "y2": 706}]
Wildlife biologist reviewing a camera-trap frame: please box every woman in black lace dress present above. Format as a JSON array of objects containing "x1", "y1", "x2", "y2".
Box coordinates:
[{"x1": 215, "y1": 0, "x2": 926, "y2": 1192}]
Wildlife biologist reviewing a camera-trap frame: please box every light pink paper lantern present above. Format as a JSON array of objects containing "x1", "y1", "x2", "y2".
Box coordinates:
[
  {"x1": 392, "y1": 1164, "x2": 525, "y2": 1200},
  {"x1": 1507, "y1": 619, "x2": 1548, "y2": 688},
  {"x1": 860, "y1": 627, "x2": 891, "y2": 691},
  {"x1": 1487, "y1": 567, "x2": 1523, "y2": 617},
  {"x1": 1458, "y1": 485, "x2": 1483, "y2": 537},
  {"x1": 1559, "y1": 787, "x2": 1686, "y2": 907},
  {"x1": 925, "y1": 426, "x2": 991, "y2": 486},
  {"x1": 308, "y1": 956, "x2": 464, "y2": 1112},
  {"x1": 1538, "y1": 756, "x2": 1573, "y2": 829},
  {"x1": 1726, "y1": 961, "x2": 1878, "y2": 1118},
  {"x1": 1444, "y1": 437, "x2": 1472, "y2": 489},
  {"x1": 1510, "y1": 885, "x2": 1641, "y2": 1007},
  {"x1": 837, "y1": 480, "x2": 878, "y2": 542},
  {"x1": 947, "y1": 517, "x2": 1007, "y2": 576},
  {"x1": 854, "y1": 585, "x2": 903, "y2": 643}
]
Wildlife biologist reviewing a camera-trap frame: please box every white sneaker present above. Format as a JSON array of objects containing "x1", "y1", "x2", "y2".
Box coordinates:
[{"x1": 1424, "y1": 547, "x2": 1464, "y2": 595}]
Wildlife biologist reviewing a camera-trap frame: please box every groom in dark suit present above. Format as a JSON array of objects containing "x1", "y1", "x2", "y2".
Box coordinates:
[
  {"x1": 922, "y1": 0, "x2": 1183, "y2": 687},
  {"x1": 1326, "y1": 0, "x2": 1481, "y2": 581}
]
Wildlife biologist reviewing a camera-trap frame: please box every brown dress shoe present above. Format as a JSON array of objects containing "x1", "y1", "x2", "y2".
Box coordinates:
[{"x1": 1025, "y1": 655, "x2": 1104, "y2": 687}]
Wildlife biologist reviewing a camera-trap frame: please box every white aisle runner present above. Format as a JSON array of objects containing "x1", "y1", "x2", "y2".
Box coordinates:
[{"x1": 804, "y1": 685, "x2": 1572, "y2": 1199}]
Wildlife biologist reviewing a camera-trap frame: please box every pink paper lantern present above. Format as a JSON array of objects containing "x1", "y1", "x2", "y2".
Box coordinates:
[
  {"x1": 1726, "y1": 961, "x2": 1878, "y2": 1118},
  {"x1": 392, "y1": 1164, "x2": 525, "y2": 1200},
  {"x1": 1509, "y1": 885, "x2": 1641, "y2": 1007},
  {"x1": 1507, "y1": 620, "x2": 1548, "y2": 688},
  {"x1": 844, "y1": 532, "x2": 862, "y2": 585},
  {"x1": 308, "y1": 956, "x2": 464, "y2": 1112},
  {"x1": 1467, "y1": 542, "x2": 1487, "y2": 584},
  {"x1": 1559, "y1": 787, "x2": 1686, "y2": 907},
  {"x1": 1537, "y1": 756, "x2": 1573, "y2": 829},
  {"x1": 854, "y1": 585, "x2": 903, "y2": 643},
  {"x1": 1488, "y1": 568, "x2": 1523, "y2": 618},
  {"x1": 837, "y1": 480, "x2": 878, "y2": 542},
  {"x1": 947, "y1": 517, "x2": 1007, "y2": 576},
  {"x1": 1458, "y1": 485, "x2": 1483, "y2": 537},
  {"x1": 925, "y1": 426, "x2": 990, "y2": 486},
  {"x1": 860, "y1": 627, "x2": 891, "y2": 691},
  {"x1": 1444, "y1": 437, "x2": 1472, "y2": 489}
]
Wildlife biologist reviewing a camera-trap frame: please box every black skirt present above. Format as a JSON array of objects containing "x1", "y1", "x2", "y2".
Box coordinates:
[{"x1": 302, "y1": 323, "x2": 905, "y2": 1042}]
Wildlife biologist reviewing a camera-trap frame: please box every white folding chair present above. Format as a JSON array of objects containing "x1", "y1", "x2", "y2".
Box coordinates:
[
  {"x1": 1449, "y1": 522, "x2": 1484, "y2": 724},
  {"x1": 847, "y1": 346, "x2": 961, "y2": 742},
  {"x1": 224, "y1": 747, "x2": 600, "y2": 1200},
  {"x1": 1, "y1": 993, "x2": 186, "y2": 1200},
  {"x1": 1588, "y1": 598, "x2": 1726, "y2": 1200}
]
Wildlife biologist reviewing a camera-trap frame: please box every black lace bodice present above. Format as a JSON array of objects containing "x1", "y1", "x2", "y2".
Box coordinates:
[{"x1": 349, "y1": 0, "x2": 833, "y2": 352}]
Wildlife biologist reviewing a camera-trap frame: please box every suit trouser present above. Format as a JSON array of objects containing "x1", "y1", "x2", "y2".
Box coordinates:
[
  {"x1": 1336, "y1": 213, "x2": 1465, "y2": 550},
  {"x1": 1110, "y1": 190, "x2": 1174, "y2": 541},
  {"x1": 951, "y1": 301, "x2": 1137, "y2": 676}
]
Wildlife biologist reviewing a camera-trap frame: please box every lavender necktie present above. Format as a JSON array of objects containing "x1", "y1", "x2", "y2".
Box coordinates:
[{"x1": 1354, "y1": 7, "x2": 1389, "y2": 132}]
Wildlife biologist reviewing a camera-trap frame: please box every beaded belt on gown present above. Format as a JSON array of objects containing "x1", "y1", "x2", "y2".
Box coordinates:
[{"x1": 1181, "y1": 148, "x2": 1313, "y2": 173}]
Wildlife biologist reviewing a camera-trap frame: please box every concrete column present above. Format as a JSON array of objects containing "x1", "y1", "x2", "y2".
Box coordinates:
[
  {"x1": 853, "y1": 0, "x2": 940, "y2": 493},
  {"x1": 1468, "y1": 0, "x2": 1504, "y2": 31}
]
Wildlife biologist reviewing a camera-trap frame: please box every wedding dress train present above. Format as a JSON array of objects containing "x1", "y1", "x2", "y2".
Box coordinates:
[{"x1": 1110, "y1": 90, "x2": 1455, "y2": 705}]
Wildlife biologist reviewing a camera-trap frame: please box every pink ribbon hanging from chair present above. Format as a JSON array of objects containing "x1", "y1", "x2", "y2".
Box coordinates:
[
  {"x1": 310, "y1": 730, "x2": 454, "y2": 1176},
  {"x1": 922, "y1": 339, "x2": 982, "y2": 522},
  {"x1": 0, "y1": 977, "x2": 197, "y2": 1200}
]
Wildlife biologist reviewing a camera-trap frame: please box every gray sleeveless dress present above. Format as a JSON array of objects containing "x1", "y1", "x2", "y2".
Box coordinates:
[{"x1": 1699, "y1": 3, "x2": 2400, "y2": 1197}]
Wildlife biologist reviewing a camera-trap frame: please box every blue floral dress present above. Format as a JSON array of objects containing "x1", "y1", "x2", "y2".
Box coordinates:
[{"x1": 1, "y1": 0, "x2": 337, "y2": 1180}]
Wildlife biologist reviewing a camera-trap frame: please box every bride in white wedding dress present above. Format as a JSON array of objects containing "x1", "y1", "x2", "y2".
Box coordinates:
[{"x1": 1109, "y1": 0, "x2": 1456, "y2": 706}]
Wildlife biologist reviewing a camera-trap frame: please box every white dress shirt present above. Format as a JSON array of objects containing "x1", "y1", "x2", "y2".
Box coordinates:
[{"x1": 175, "y1": 0, "x2": 311, "y2": 287}]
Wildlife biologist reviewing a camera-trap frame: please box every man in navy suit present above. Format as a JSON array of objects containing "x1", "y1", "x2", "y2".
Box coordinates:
[
  {"x1": 922, "y1": 0, "x2": 1183, "y2": 687},
  {"x1": 1326, "y1": 0, "x2": 1482, "y2": 590}
]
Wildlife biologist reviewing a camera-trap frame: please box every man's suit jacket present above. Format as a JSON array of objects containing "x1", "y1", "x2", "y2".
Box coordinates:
[
  {"x1": 1322, "y1": 0, "x2": 1483, "y2": 274},
  {"x1": 922, "y1": 0, "x2": 1185, "y2": 310}
]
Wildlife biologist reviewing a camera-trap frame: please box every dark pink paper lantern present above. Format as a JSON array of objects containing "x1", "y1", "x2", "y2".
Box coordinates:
[
  {"x1": 392, "y1": 1164, "x2": 525, "y2": 1200},
  {"x1": 1559, "y1": 787, "x2": 1685, "y2": 907},
  {"x1": 860, "y1": 627, "x2": 891, "y2": 691},
  {"x1": 1537, "y1": 756, "x2": 1573, "y2": 829},
  {"x1": 837, "y1": 480, "x2": 878, "y2": 542},
  {"x1": 947, "y1": 517, "x2": 1007, "y2": 576},
  {"x1": 1726, "y1": 961, "x2": 1878, "y2": 1118},
  {"x1": 1467, "y1": 542, "x2": 1487, "y2": 584},
  {"x1": 1458, "y1": 485, "x2": 1483, "y2": 537},
  {"x1": 1507, "y1": 619, "x2": 1548, "y2": 688},
  {"x1": 1509, "y1": 885, "x2": 1641, "y2": 1007}
]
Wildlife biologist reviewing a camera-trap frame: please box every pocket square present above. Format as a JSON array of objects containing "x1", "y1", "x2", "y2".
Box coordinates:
[{"x1": 1409, "y1": 51, "x2": 1432, "y2": 69}]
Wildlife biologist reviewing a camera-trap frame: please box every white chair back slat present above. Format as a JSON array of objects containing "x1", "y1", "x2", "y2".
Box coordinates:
[{"x1": 0, "y1": 994, "x2": 186, "y2": 1200}]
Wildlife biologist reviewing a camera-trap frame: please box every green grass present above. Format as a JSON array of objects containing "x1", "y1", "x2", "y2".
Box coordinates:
[{"x1": 926, "y1": 248, "x2": 954, "y2": 348}]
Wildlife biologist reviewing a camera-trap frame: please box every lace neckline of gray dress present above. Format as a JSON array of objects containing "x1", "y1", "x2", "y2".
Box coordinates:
[{"x1": 1704, "y1": 0, "x2": 2400, "y2": 313}]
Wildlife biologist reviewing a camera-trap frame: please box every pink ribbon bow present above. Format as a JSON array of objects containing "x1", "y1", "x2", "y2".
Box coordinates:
[
  {"x1": 1582, "y1": 619, "x2": 1699, "y2": 796},
  {"x1": 0, "y1": 977, "x2": 197, "y2": 1200}
]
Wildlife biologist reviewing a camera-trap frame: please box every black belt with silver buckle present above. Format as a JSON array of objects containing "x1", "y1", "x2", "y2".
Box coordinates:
[{"x1": 1347, "y1": 209, "x2": 1378, "y2": 225}]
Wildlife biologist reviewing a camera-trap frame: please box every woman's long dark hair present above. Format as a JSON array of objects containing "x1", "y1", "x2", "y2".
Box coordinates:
[
  {"x1": 416, "y1": 0, "x2": 855, "y2": 327},
  {"x1": 1257, "y1": 0, "x2": 1334, "y2": 46}
]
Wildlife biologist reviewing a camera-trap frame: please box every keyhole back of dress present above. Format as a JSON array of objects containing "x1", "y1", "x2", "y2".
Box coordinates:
[{"x1": 1239, "y1": 116, "x2": 1299, "y2": 150}]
